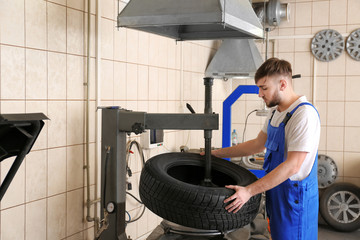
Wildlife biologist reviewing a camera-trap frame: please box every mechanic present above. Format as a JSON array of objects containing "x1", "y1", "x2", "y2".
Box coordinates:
[{"x1": 210, "y1": 58, "x2": 320, "y2": 240}]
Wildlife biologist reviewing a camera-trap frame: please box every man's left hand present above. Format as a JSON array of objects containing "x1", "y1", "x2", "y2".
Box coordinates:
[{"x1": 224, "y1": 185, "x2": 252, "y2": 213}]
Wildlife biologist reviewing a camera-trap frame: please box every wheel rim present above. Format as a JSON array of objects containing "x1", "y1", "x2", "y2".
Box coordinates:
[
  {"x1": 327, "y1": 190, "x2": 360, "y2": 224},
  {"x1": 311, "y1": 29, "x2": 344, "y2": 62}
]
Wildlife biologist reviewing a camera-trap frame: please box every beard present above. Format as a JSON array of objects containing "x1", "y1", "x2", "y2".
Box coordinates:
[{"x1": 264, "y1": 90, "x2": 281, "y2": 108}]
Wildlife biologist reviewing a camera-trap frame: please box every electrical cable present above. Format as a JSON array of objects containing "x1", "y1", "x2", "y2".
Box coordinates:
[
  {"x1": 102, "y1": 146, "x2": 111, "y2": 209},
  {"x1": 125, "y1": 211, "x2": 131, "y2": 222},
  {"x1": 126, "y1": 140, "x2": 146, "y2": 175},
  {"x1": 125, "y1": 192, "x2": 146, "y2": 223},
  {"x1": 242, "y1": 110, "x2": 258, "y2": 143}
]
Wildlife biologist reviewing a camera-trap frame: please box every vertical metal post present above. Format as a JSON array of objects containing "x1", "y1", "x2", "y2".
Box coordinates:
[
  {"x1": 203, "y1": 77, "x2": 213, "y2": 185},
  {"x1": 100, "y1": 108, "x2": 127, "y2": 240}
]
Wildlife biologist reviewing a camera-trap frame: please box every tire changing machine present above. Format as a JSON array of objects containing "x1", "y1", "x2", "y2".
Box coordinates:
[{"x1": 98, "y1": 78, "x2": 229, "y2": 239}]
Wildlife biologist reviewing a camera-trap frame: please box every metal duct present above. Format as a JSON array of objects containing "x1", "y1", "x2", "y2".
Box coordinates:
[
  {"x1": 205, "y1": 39, "x2": 263, "y2": 79},
  {"x1": 117, "y1": 0, "x2": 263, "y2": 41}
]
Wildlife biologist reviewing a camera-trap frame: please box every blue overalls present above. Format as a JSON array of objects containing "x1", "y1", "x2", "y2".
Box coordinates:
[{"x1": 263, "y1": 102, "x2": 319, "y2": 240}]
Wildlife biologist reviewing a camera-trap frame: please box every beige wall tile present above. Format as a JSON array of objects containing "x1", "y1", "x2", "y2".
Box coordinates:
[
  {"x1": 345, "y1": 102, "x2": 360, "y2": 127},
  {"x1": 295, "y1": 2, "x2": 312, "y2": 27},
  {"x1": 67, "y1": 0, "x2": 85, "y2": 11},
  {"x1": 346, "y1": 58, "x2": 360, "y2": 75},
  {"x1": 294, "y1": 52, "x2": 312, "y2": 77},
  {"x1": 314, "y1": 59, "x2": 328, "y2": 76},
  {"x1": 328, "y1": 77, "x2": 345, "y2": 101},
  {"x1": 25, "y1": 150, "x2": 47, "y2": 202},
  {"x1": 67, "y1": 189, "x2": 84, "y2": 236},
  {"x1": 232, "y1": 100, "x2": 246, "y2": 124},
  {"x1": 327, "y1": 102, "x2": 345, "y2": 126},
  {"x1": 158, "y1": 37, "x2": 168, "y2": 68},
  {"x1": 327, "y1": 126, "x2": 344, "y2": 151},
  {"x1": 48, "y1": 194, "x2": 66, "y2": 239},
  {"x1": 26, "y1": 199, "x2": 46, "y2": 240},
  {"x1": 67, "y1": 8, "x2": 84, "y2": 55},
  {"x1": 167, "y1": 39, "x2": 177, "y2": 69},
  {"x1": 138, "y1": 65, "x2": 149, "y2": 100},
  {"x1": 26, "y1": 101, "x2": 48, "y2": 150},
  {"x1": 149, "y1": 67, "x2": 159, "y2": 100},
  {"x1": 295, "y1": 27, "x2": 311, "y2": 35},
  {"x1": 101, "y1": 18, "x2": 115, "y2": 60},
  {"x1": 101, "y1": 0, "x2": 114, "y2": 19},
  {"x1": 344, "y1": 152, "x2": 360, "y2": 178},
  {"x1": 167, "y1": 70, "x2": 176, "y2": 101},
  {"x1": 1, "y1": 205, "x2": 25, "y2": 240},
  {"x1": 348, "y1": 0, "x2": 360, "y2": 25},
  {"x1": 138, "y1": 32, "x2": 150, "y2": 65},
  {"x1": 158, "y1": 68, "x2": 167, "y2": 101},
  {"x1": 345, "y1": 76, "x2": 360, "y2": 101},
  {"x1": 312, "y1": 1, "x2": 329, "y2": 27},
  {"x1": 0, "y1": 0, "x2": 25, "y2": 46},
  {"x1": 114, "y1": 61, "x2": 127, "y2": 100},
  {"x1": 101, "y1": 59, "x2": 114, "y2": 100},
  {"x1": 343, "y1": 177, "x2": 360, "y2": 188},
  {"x1": 49, "y1": 0, "x2": 66, "y2": 5},
  {"x1": 344, "y1": 127, "x2": 360, "y2": 152},
  {"x1": 48, "y1": 3, "x2": 67, "y2": 52},
  {"x1": 318, "y1": 126, "x2": 327, "y2": 151},
  {"x1": 0, "y1": 101, "x2": 26, "y2": 113},
  {"x1": 48, "y1": 101, "x2": 67, "y2": 148},
  {"x1": 114, "y1": 27, "x2": 127, "y2": 61},
  {"x1": 66, "y1": 145, "x2": 84, "y2": 191},
  {"x1": 1, "y1": 158, "x2": 25, "y2": 209},
  {"x1": 25, "y1": 0, "x2": 46, "y2": 49},
  {"x1": 48, "y1": 147, "x2": 67, "y2": 196},
  {"x1": 126, "y1": 63, "x2": 138, "y2": 100},
  {"x1": 315, "y1": 76, "x2": 327, "y2": 101},
  {"x1": 278, "y1": 39, "x2": 295, "y2": 53},
  {"x1": 48, "y1": 52, "x2": 67, "y2": 100},
  {"x1": 67, "y1": 55, "x2": 85, "y2": 100},
  {"x1": 328, "y1": 54, "x2": 346, "y2": 76},
  {"x1": 149, "y1": 34, "x2": 160, "y2": 67},
  {"x1": 330, "y1": 0, "x2": 347, "y2": 25},
  {"x1": 1, "y1": 45, "x2": 25, "y2": 99},
  {"x1": 316, "y1": 101, "x2": 327, "y2": 126},
  {"x1": 67, "y1": 101, "x2": 84, "y2": 145},
  {"x1": 127, "y1": 29, "x2": 139, "y2": 63},
  {"x1": 293, "y1": 77, "x2": 312, "y2": 100},
  {"x1": 26, "y1": 49, "x2": 47, "y2": 99}
]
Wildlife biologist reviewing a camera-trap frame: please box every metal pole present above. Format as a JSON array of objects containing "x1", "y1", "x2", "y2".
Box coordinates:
[{"x1": 203, "y1": 77, "x2": 213, "y2": 185}]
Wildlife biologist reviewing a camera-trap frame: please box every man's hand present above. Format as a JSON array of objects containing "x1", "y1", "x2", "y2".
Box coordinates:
[{"x1": 224, "y1": 185, "x2": 252, "y2": 213}]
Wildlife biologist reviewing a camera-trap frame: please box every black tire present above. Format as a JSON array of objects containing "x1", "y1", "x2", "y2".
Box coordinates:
[
  {"x1": 139, "y1": 152, "x2": 261, "y2": 231},
  {"x1": 320, "y1": 182, "x2": 360, "y2": 232}
]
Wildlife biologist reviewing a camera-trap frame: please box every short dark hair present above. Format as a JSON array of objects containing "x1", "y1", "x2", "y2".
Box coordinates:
[{"x1": 254, "y1": 58, "x2": 292, "y2": 83}]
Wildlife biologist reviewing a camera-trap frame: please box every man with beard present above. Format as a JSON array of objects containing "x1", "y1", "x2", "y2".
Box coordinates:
[{"x1": 209, "y1": 58, "x2": 320, "y2": 240}]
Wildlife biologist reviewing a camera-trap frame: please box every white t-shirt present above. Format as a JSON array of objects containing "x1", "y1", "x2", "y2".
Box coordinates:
[{"x1": 261, "y1": 96, "x2": 320, "y2": 181}]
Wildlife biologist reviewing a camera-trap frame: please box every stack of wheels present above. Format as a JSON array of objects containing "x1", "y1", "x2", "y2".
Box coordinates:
[
  {"x1": 320, "y1": 182, "x2": 360, "y2": 232},
  {"x1": 139, "y1": 152, "x2": 261, "y2": 232}
]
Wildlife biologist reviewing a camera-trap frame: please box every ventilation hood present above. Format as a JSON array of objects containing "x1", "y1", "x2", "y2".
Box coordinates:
[
  {"x1": 205, "y1": 39, "x2": 263, "y2": 79},
  {"x1": 117, "y1": 0, "x2": 263, "y2": 41}
]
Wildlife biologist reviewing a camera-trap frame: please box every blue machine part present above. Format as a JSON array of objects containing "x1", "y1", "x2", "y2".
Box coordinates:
[{"x1": 221, "y1": 85, "x2": 265, "y2": 179}]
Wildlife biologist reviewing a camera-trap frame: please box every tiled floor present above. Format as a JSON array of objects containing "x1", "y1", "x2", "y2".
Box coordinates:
[
  {"x1": 318, "y1": 224, "x2": 360, "y2": 240},
  {"x1": 318, "y1": 215, "x2": 360, "y2": 240}
]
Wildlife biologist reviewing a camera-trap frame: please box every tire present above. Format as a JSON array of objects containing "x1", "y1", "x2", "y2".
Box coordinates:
[
  {"x1": 139, "y1": 152, "x2": 261, "y2": 231},
  {"x1": 320, "y1": 182, "x2": 360, "y2": 232}
]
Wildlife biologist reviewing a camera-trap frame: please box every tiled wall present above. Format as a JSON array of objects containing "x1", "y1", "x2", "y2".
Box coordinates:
[
  {"x1": 0, "y1": 0, "x2": 230, "y2": 239},
  {"x1": 1, "y1": 0, "x2": 359, "y2": 240},
  {"x1": 233, "y1": 0, "x2": 360, "y2": 188}
]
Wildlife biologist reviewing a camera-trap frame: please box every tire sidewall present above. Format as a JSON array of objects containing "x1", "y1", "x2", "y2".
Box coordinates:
[{"x1": 320, "y1": 183, "x2": 360, "y2": 232}]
